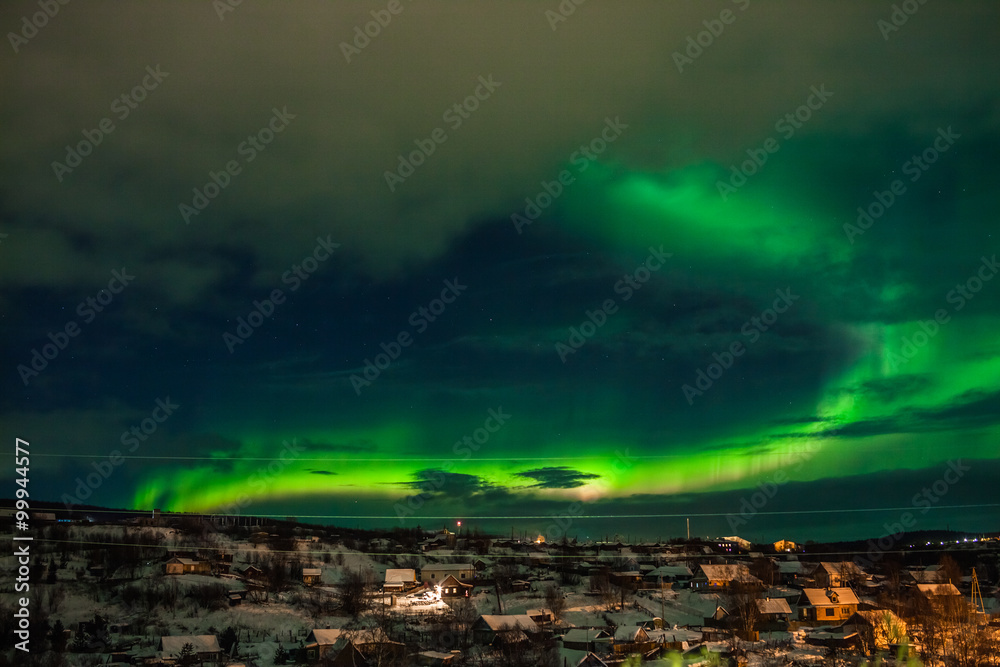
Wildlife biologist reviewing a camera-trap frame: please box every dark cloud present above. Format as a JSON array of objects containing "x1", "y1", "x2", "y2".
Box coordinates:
[
  {"x1": 3, "y1": 1, "x2": 999, "y2": 542},
  {"x1": 515, "y1": 467, "x2": 601, "y2": 489},
  {"x1": 817, "y1": 389, "x2": 1000, "y2": 439},
  {"x1": 407, "y1": 469, "x2": 496, "y2": 498}
]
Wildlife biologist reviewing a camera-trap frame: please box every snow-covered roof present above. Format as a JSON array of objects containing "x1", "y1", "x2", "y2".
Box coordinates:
[
  {"x1": 306, "y1": 628, "x2": 345, "y2": 645},
  {"x1": 756, "y1": 597, "x2": 792, "y2": 615},
  {"x1": 801, "y1": 587, "x2": 860, "y2": 607},
  {"x1": 562, "y1": 628, "x2": 610, "y2": 643},
  {"x1": 385, "y1": 568, "x2": 417, "y2": 583},
  {"x1": 167, "y1": 557, "x2": 201, "y2": 565},
  {"x1": 917, "y1": 582, "x2": 961, "y2": 597},
  {"x1": 696, "y1": 563, "x2": 759, "y2": 584},
  {"x1": 160, "y1": 635, "x2": 220, "y2": 655},
  {"x1": 477, "y1": 614, "x2": 538, "y2": 633},
  {"x1": 438, "y1": 574, "x2": 471, "y2": 587},
  {"x1": 820, "y1": 561, "x2": 865, "y2": 576},
  {"x1": 525, "y1": 608, "x2": 554, "y2": 618}
]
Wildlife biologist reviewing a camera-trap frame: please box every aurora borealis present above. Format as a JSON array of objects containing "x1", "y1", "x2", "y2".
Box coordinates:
[{"x1": 2, "y1": 1, "x2": 999, "y2": 542}]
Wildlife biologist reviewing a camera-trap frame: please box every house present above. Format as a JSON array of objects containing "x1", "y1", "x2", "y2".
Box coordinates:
[
  {"x1": 437, "y1": 574, "x2": 473, "y2": 598},
  {"x1": 159, "y1": 635, "x2": 220, "y2": 664},
  {"x1": 644, "y1": 565, "x2": 693, "y2": 588},
  {"x1": 421, "y1": 563, "x2": 474, "y2": 585},
  {"x1": 561, "y1": 628, "x2": 612, "y2": 652},
  {"x1": 773, "y1": 539, "x2": 797, "y2": 552},
  {"x1": 237, "y1": 565, "x2": 265, "y2": 583},
  {"x1": 301, "y1": 628, "x2": 405, "y2": 665},
  {"x1": 798, "y1": 587, "x2": 860, "y2": 624},
  {"x1": 472, "y1": 615, "x2": 539, "y2": 645},
  {"x1": 704, "y1": 605, "x2": 730, "y2": 627},
  {"x1": 777, "y1": 560, "x2": 804, "y2": 585},
  {"x1": 755, "y1": 597, "x2": 792, "y2": 629},
  {"x1": 842, "y1": 610, "x2": 908, "y2": 651},
  {"x1": 420, "y1": 530, "x2": 456, "y2": 551},
  {"x1": 510, "y1": 579, "x2": 531, "y2": 592},
  {"x1": 300, "y1": 629, "x2": 365, "y2": 665},
  {"x1": 525, "y1": 608, "x2": 555, "y2": 626},
  {"x1": 906, "y1": 568, "x2": 943, "y2": 585},
  {"x1": 302, "y1": 567, "x2": 322, "y2": 586},
  {"x1": 384, "y1": 568, "x2": 418, "y2": 592},
  {"x1": 915, "y1": 582, "x2": 962, "y2": 613},
  {"x1": 609, "y1": 571, "x2": 644, "y2": 590},
  {"x1": 164, "y1": 557, "x2": 211, "y2": 575},
  {"x1": 814, "y1": 561, "x2": 866, "y2": 588},
  {"x1": 690, "y1": 563, "x2": 761, "y2": 589},
  {"x1": 612, "y1": 625, "x2": 653, "y2": 654}
]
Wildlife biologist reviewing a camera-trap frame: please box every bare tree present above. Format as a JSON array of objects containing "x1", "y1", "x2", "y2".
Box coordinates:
[
  {"x1": 338, "y1": 567, "x2": 374, "y2": 616},
  {"x1": 726, "y1": 581, "x2": 762, "y2": 640},
  {"x1": 544, "y1": 584, "x2": 566, "y2": 621},
  {"x1": 590, "y1": 572, "x2": 618, "y2": 611}
]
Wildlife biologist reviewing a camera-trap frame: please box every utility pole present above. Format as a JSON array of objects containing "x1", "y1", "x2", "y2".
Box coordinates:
[{"x1": 659, "y1": 574, "x2": 665, "y2": 622}]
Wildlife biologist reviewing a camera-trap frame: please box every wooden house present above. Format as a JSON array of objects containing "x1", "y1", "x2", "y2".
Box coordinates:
[
  {"x1": 164, "y1": 557, "x2": 210, "y2": 575},
  {"x1": 798, "y1": 587, "x2": 860, "y2": 625},
  {"x1": 437, "y1": 574, "x2": 473, "y2": 598},
  {"x1": 159, "y1": 635, "x2": 220, "y2": 664}
]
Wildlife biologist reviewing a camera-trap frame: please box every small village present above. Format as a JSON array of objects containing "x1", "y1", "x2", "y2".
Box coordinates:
[{"x1": 2, "y1": 514, "x2": 1000, "y2": 667}]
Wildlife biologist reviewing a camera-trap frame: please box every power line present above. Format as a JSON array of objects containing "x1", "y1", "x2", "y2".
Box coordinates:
[
  {"x1": 23, "y1": 537, "x2": 996, "y2": 559},
  {"x1": 17, "y1": 502, "x2": 1000, "y2": 520}
]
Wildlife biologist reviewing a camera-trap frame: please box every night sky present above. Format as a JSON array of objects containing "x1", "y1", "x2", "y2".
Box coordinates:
[{"x1": 3, "y1": 1, "x2": 999, "y2": 543}]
